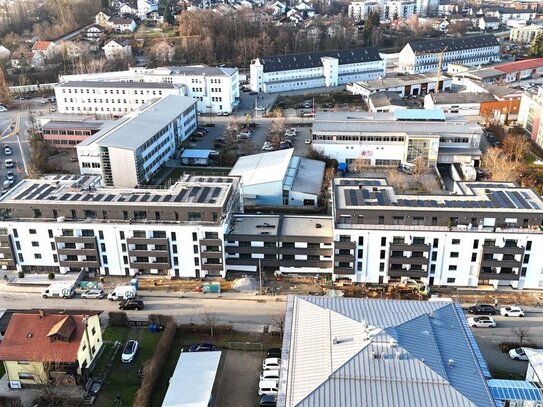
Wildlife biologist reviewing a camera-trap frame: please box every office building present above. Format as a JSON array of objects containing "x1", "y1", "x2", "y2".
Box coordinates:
[
  {"x1": 424, "y1": 92, "x2": 497, "y2": 115},
  {"x1": 77, "y1": 95, "x2": 197, "y2": 188},
  {"x1": 278, "y1": 296, "x2": 495, "y2": 407},
  {"x1": 0, "y1": 174, "x2": 240, "y2": 278},
  {"x1": 40, "y1": 120, "x2": 112, "y2": 149},
  {"x1": 398, "y1": 35, "x2": 500, "y2": 74},
  {"x1": 311, "y1": 109, "x2": 483, "y2": 167},
  {"x1": 250, "y1": 48, "x2": 385, "y2": 93},
  {"x1": 58, "y1": 65, "x2": 240, "y2": 114}
]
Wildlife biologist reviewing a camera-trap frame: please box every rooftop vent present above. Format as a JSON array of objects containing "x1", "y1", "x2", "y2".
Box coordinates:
[
  {"x1": 27, "y1": 333, "x2": 33, "y2": 338},
  {"x1": 448, "y1": 359, "x2": 455, "y2": 366}
]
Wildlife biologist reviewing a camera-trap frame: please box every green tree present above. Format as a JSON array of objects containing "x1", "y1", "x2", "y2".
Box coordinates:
[
  {"x1": 101, "y1": 0, "x2": 108, "y2": 9},
  {"x1": 164, "y1": 4, "x2": 175, "y2": 25},
  {"x1": 530, "y1": 33, "x2": 543, "y2": 57}
]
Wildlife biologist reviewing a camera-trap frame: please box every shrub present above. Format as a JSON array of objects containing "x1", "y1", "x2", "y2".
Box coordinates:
[
  {"x1": 108, "y1": 311, "x2": 128, "y2": 327},
  {"x1": 0, "y1": 395, "x2": 23, "y2": 407},
  {"x1": 133, "y1": 320, "x2": 177, "y2": 407},
  {"x1": 499, "y1": 341, "x2": 536, "y2": 353},
  {"x1": 148, "y1": 314, "x2": 173, "y2": 327},
  {"x1": 48, "y1": 272, "x2": 55, "y2": 280},
  {"x1": 17, "y1": 271, "x2": 24, "y2": 279}
]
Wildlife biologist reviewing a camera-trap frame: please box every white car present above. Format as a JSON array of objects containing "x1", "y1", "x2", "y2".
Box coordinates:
[
  {"x1": 260, "y1": 369, "x2": 280, "y2": 381},
  {"x1": 305, "y1": 139, "x2": 312, "y2": 144},
  {"x1": 263, "y1": 357, "x2": 281, "y2": 370},
  {"x1": 121, "y1": 340, "x2": 139, "y2": 363},
  {"x1": 4, "y1": 147, "x2": 11, "y2": 156},
  {"x1": 467, "y1": 316, "x2": 496, "y2": 328},
  {"x1": 258, "y1": 379, "x2": 278, "y2": 396},
  {"x1": 81, "y1": 289, "x2": 105, "y2": 299},
  {"x1": 0, "y1": 106, "x2": 7, "y2": 112},
  {"x1": 500, "y1": 306, "x2": 525, "y2": 317},
  {"x1": 5, "y1": 159, "x2": 13, "y2": 168},
  {"x1": 509, "y1": 347, "x2": 529, "y2": 361},
  {"x1": 255, "y1": 106, "x2": 265, "y2": 111}
]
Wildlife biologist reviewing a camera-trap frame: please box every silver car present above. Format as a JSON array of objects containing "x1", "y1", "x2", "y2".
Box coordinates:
[{"x1": 81, "y1": 289, "x2": 105, "y2": 299}]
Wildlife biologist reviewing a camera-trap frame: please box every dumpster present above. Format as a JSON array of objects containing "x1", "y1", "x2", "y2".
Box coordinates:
[
  {"x1": 201, "y1": 282, "x2": 221, "y2": 294},
  {"x1": 130, "y1": 278, "x2": 139, "y2": 290}
]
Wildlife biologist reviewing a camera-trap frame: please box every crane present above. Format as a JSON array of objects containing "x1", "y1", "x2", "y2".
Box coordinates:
[{"x1": 435, "y1": 46, "x2": 448, "y2": 94}]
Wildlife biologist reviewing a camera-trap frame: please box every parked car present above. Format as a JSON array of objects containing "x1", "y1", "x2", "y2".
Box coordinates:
[
  {"x1": 258, "y1": 379, "x2": 279, "y2": 396},
  {"x1": 255, "y1": 106, "x2": 265, "y2": 111},
  {"x1": 186, "y1": 342, "x2": 218, "y2": 352},
  {"x1": 468, "y1": 304, "x2": 497, "y2": 315},
  {"x1": 500, "y1": 306, "x2": 525, "y2": 317},
  {"x1": 6, "y1": 171, "x2": 14, "y2": 185},
  {"x1": 4, "y1": 146, "x2": 11, "y2": 156},
  {"x1": 509, "y1": 347, "x2": 529, "y2": 361},
  {"x1": 263, "y1": 357, "x2": 281, "y2": 370},
  {"x1": 4, "y1": 159, "x2": 14, "y2": 168},
  {"x1": 259, "y1": 394, "x2": 277, "y2": 406},
  {"x1": 249, "y1": 91, "x2": 258, "y2": 95},
  {"x1": 260, "y1": 369, "x2": 280, "y2": 381},
  {"x1": 121, "y1": 340, "x2": 139, "y2": 363},
  {"x1": 118, "y1": 299, "x2": 144, "y2": 310},
  {"x1": 266, "y1": 348, "x2": 281, "y2": 359},
  {"x1": 305, "y1": 139, "x2": 312, "y2": 144},
  {"x1": 467, "y1": 316, "x2": 496, "y2": 328},
  {"x1": 0, "y1": 106, "x2": 7, "y2": 112},
  {"x1": 81, "y1": 289, "x2": 105, "y2": 299}
]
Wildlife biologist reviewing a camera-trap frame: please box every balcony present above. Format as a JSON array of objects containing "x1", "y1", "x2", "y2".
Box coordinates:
[
  {"x1": 481, "y1": 258, "x2": 522, "y2": 268},
  {"x1": 335, "y1": 241, "x2": 355, "y2": 249},
  {"x1": 200, "y1": 251, "x2": 223, "y2": 259},
  {"x1": 279, "y1": 247, "x2": 333, "y2": 256},
  {"x1": 389, "y1": 243, "x2": 431, "y2": 252},
  {"x1": 199, "y1": 238, "x2": 222, "y2": 246},
  {"x1": 479, "y1": 270, "x2": 520, "y2": 281},
  {"x1": 55, "y1": 236, "x2": 96, "y2": 245},
  {"x1": 57, "y1": 248, "x2": 98, "y2": 256},
  {"x1": 482, "y1": 245, "x2": 524, "y2": 255},
  {"x1": 201, "y1": 263, "x2": 223, "y2": 272},
  {"x1": 225, "y1": 258, "x2": 278, "y2": 267},
  {"x1": 126, "y1": 237, "x2": 168, "y2": 246},
  {"x1": 334, "y1": 267, "x2": 355, "y2": 275},
  {"x1": 224, "y1": 246, "x2": 277, "y2": 255},
  {"x1": 389, "y1": 268, "x2": 428, "y2": 278},
  {"x1": 279, "y1": 260, "x2": 333, "y2": 268},
  {"x1": 58, "y1": 259, "x2": 100, "y2": 268},
  {"x1": 389, "y1": 255, "x2": 429, "y2": 265},
  {"x1": 129, "y1": 261, "x2": 170, "y2": 270},
  {"x1": 334, "y1": 254, "x2": 355, "y2": 262}
]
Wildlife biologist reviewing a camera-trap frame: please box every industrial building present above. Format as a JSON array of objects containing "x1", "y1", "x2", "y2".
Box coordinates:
[
  {"x1": 229, "y1": 149, "x2": 325, "y2": 208},
  {"x1": 77, "y1": 95, "x2": 197, "y2": 188},
  {"x1": 311, "y1": 109, "x2": 482, "y2": 167},
  {"x1": 250, "y1": 48, "x2": 385, "y2": 93},
  {"x1": 277, "y1": 296, "x2": 495, "y2": 407},
  {"x1": 424, "y1": 92, "x2": 497, "y2": 115}
]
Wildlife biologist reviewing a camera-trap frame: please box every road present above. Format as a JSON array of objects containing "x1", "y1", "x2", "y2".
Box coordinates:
[{"x1": 0, "y1": 289, "x2": 286, "y2": 325}]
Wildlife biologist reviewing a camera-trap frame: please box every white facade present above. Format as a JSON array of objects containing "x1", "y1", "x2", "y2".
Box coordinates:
[
  {"x1": 102, "y1": 40, "x2": 132, "y2": 60},
  {"x1": 137, "y1": 0, "x2": 158, "y2": 17},
  {"x1": 55, "y1": 81, "x2": 184, "y2": 117},
  {"x1": 250, "y1": 48, "x2": 385, "y2": 93},
  {"x1": 510, "y1": 25, "x2": 543, "y2": 43},
  {"x1": 414, "y1": 0, "x2": 438, "y2": 16},
  {"x1": 398, "y1": 35, "x2": 501, "y2": 74},
  {"x1": 347, "y1": 74, "x2": 452, "y2": 98},
  {"x1": 348, "y1": 1, "x2": 381, "y2": 21},
  {"x1": 77, "y1": 95, "x2": 198, "y2": 188},
  {"x1": 58, "y1": 66, "x2": 240, "y2": 114},
  {"x1": 495, "y1": 9, "x2": 536, "y2": 24},
  {"x1": 384, "y1": 0, "x2": 415, "y2": 19}
]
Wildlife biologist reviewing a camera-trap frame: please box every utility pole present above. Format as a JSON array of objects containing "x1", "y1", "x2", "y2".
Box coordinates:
[
  {"x1": 435, "y1": 46, "x2": 448, "y2": 94},
  {"x1": 258, "y1": 258, "x2": 262, "y2": 295}
]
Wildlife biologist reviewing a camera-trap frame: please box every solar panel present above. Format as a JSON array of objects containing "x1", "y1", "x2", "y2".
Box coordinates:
[
  {"x1": 71, "y1": 194, "x2": 81, "y2": 201},
  {"x1": 376, "y1": 192, "x2": 384, "y2": 205},
  {"x1": 189, "y1": 187, "x2": 200, "y2": 197},
  {"x1": 151, "y1": 195, "x2": 160, "y2": 202},
  {"x1": 129, "y1": 195, "x2": 138, "y2": 202},
  {"x1": 59, "y1": 194, "x2": 70, "y2": 201},
  {"x1": 140, "y1": 194, "x2": 150, "y2": 202},
  {"x1": 82, "y1": 195, "x2": 92, "y2": 201},
  {"x1": 196, "y1": 187, "x2": 211, "y2": 203},
  {"x1": 211, "y1": 188, "x2": 221, "y2": 198},
  {"x1": 26, "y1": 184, "x2": 49, "y2": 200},
  {"x1": 37, "y1": 187, "x2": 56, "y2": 200},
  {"x1": 511, "y1": 191, "x2": 529, "y2": 209},
  {"x1": 94, "y1": 194, "x2": 104, "y2": 201},
  {"x1": 104, "y1": 195, "x2": 114, "y2": 202},
  {"x1": 488, "y1": 379, "x2": 543, "y2": 402},
  {"x1": 175, "y1": 189, "x2": 188, "y2": 202},
  {"x1": 162, "y1": 195, "x2": 172, "y2": 202},
  {"x1": 344, "y1": 190, "x2": 352, "y2": 206}
]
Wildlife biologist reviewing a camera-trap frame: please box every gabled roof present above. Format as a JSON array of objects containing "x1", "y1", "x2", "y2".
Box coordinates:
[
  {"x1": 32, "y1": 41, "x2": 53, "y2": 51},
  {"x1": 494, "y1": 57, "x2": 543, "y2": 73},
  {"x1": 110, "y1": 17, "x2": 135, "y2": 24},
  {"x1": 407, "y1": 35, "x2": 499, "y2": 55},
  {"x1": 229, "y1": 148, "x2": 295, "y2": 186},
  {"x1": 256, "y1": 47, "x2": 382, "y2": 73},
  {"x1": 482, "y1": 16, "x2": 500, "y2": 22},
  {"x1": 0, "y1": 311, "x2": 100, "y2": 363},
  {"x1": 278, "y1": 297, "x2": 495, "y2": 407}
]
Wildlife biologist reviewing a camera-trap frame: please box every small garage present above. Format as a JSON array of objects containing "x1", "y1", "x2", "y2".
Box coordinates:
[{"x1": 180, "y1": 149, "x2": 214, "y2": 166}]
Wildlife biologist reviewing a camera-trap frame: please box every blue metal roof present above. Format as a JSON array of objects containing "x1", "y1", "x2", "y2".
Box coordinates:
[
  {"x1": 394, "y1": 109, "x2": 446, "y2": 121},
  {"x1": 488, "y1": 379, "x2": 543, "y2": 402}
]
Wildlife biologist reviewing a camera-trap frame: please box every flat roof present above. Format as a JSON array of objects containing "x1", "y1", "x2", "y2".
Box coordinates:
[
  {"x1": 162, "y1": 351, "x2": 221, "y2": 407},
  {"x1": 355, "y1": 72, "x2": 443, "y2": 90},
  {"x1": 334, "y1": 177, "x2": 543, "y2": 212},
  {"x1": 289, "y1": 158, "x2": 325, "y2": 196},
  {"x1": 181, "y1": 149, "x2": 214, "y2": 159},
  {"x1": 0, "y1": 174, "x2": 236, "y2": 208},
  {"x1": 78, "y1": 95, "x2": 196, "y2": 150},
  {"x1": 429, "y1": 92, "x2": 497, "y2": 104},
  {"x1": 41, "y1": 120, "x2": 107, "y2": 131},
  {"x1": 57, "y1": 81, "x2": 180, "y2": 89},
  {"x1": 229, "y1": 149, "x2": 294, "y2": 186},
  {"x1": 226, "y1": 215, "x2": 332, "y2": 237}
]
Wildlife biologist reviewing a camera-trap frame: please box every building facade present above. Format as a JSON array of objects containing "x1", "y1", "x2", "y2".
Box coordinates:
[
  {"x1": 398, "y1": 35, "x2": 501, "y2": 74},
  {"x1": 347, "y1": 1, "x2": 381, "y2": 21},
  {"x1": 0, "y1": 174, "x2": 240, "y2": 278},
  {"x1": 40, "y1": 120, "x2": 110, "y2": 149},
  {"x1": 518, "y1": 87, "x2": 543, "y2": 148},
  {"x1": 510, "y1": 25, "x2": 543, "y2": 44},
  {"x1": 58, "y1": 66, "x2": 240, "y2": 114},
  {"x1": 311, "y1": 109, "x2": 482, "y2": 167},
  {"x1": 77, "y1": 95, "x2": 197, "y2": 188},
  {"x1": 250, "y1": 48, "x2": 385, "y2": 93},
  {"x1": 55, "y1": 81, "x2": 184, "y2": 117}
]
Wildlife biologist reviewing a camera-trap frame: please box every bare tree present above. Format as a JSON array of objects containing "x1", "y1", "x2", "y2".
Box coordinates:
[
  {"x1": 201, "y1": 312, "x2": 219, "y2": 337},
  {"x1": 482, "y1": 147, "x2": 524, "y2": 182},
  {"x1": 412, "y1": 156, "x2": 427, "y2": 178},
  {"x1": 418, "y1": 175, "x2": 440, "y2": 193},
  {"x1": 511, "y1": 327, "x2": 532, "y2": 346},
  {"x1": 501, "y1": 133, "x2": 530, "y2": 163},
  {"x1": 270, "y1": 118, "x2": 286, "y2": 135},
  {"x1": 0, "y1": 67, "x2": 12, "y2": 107},
  {"x1": 387, "y1": 169, "x2": 409, "y2": 192},
  {"x1": 271, "y1": 313, "x2": 286, "y2": 342}
]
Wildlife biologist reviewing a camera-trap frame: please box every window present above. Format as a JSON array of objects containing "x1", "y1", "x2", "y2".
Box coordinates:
[
  {"x1": 120, "y1": 231, "x2": 125, "y2": 240},
  {"x1": 431, "y1": 252, "x2": 437, "y2": 261},
  {"x1": 446, "y1": 278, "x2": 456, "y2": 283},
  {"x1": 378, "y1": 216, "x2": 384, "y2": 225},
  {"x1": 450, "y1": 252, "x2": 459, "y2": 258},
  {"x1": 33, "y1": 209, "x2": 42, "y2": 218},
  {"x1": 452, "y1": 239, "x2": 460, "y2": 245},
  {"x1": 34, "y1": 253, "x2": 42, "y2": 259},
  {"x1": 449, "y1": 265, "x2": 457, "y2": 271},
  {"x1": 471, "y1": 253, "x2": 477, "y2": 262},
  {"x1": 473, "y1": 240, "x2": 479, "y2": 249},
  {"x1": 193, "y1": 245, "x2": 198, "y2": 254},
  {"x1": 31, "y1": 241, "x2": 39, "y2": 247},
  {"x1": 379, "y1": 262, "x2": 384, "y2": 272},
  {"x1": 91, "y1": 326, "x2": 96, "y2": 335},
  {"x1": 192, "y1": 232, "x2": 198, "y2": 241},
  {"x1": 526, "y1": 241, "x2": 532, "y2": 251},
  {"x1": 188, "y1": 212, "x2": 201, "y2": 221},
  {"x1": 380, "y1": 250, "x2": 385, "y2": 259},
  {"x1": 381, "y1": 237, "x2": 386, "y2": 246},
  {"x1": 524, "y1": 254, "x2": 530, "y2": 264},
  {"x1": 172, "y1": 232, "x2": 177, "y2": 241},
  {"x1": 99, "y1": 230, "x2": 104, "y2": 240},
  {"x1": 358, "y1": 236, "x2": 364, "y2": 245},
  {"x1": 29, "y1": 229, "x2": 36, "y2": 234},
  {"x1": 433, "y1": 238, "x2": 439, "y2": 248},
  {"x1": 13, "y1": 229, "x2": 18, "y2": 238},
  {"x1": 430, "y1": 264, "x2": 436, "y2": 272},
  {"x1": 18, "y1": 372, "x2": 34, "y2": 380},
  {"x1": 194, "y1": 257, "x2": 199, "y2": 266}
]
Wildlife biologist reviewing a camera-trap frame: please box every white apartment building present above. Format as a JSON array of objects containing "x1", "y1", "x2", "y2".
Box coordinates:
[
  {"x1": 77, "y1": 95, "x2": 198, "y2": 188},
  {"x1": 510, "y1": 24, "x2": 543, "y2": 44},
  {"x1": 518, "y1": 87, "x2": 543, "y2": 148},
  {"x1": 495, "y1": 8, "x2": 536, "y2": 24},
  {"x1": 58, "y1": 66, "x2": 240, "y2": 114},
  {"x1": 347, "y1": 1, "x2": 381, "y2": 21},
  {"x1": 398, "y1": 35, "x2": 501, "y2": 74},
  {"x1": 384, "y1": 0, "x2": 415, "y2": 19},
  {"x1": 332, "y1": 178, "x2": 543, "y2": 289},
  {"x1": 311, "y1": 109, "x2": 483, "y2": 167},
  {"x1": 0, "y1": 174, "x2": 240, "y2": 278},
  {"x1": 414, "y1": 0, "x2": 438, "y2": 16},
  {"x1": 250, "y1": 48, "x2": 385, "y2": 93},
  {"x1": 55, "y1": 81, "x2": 183, "y2": 117}
]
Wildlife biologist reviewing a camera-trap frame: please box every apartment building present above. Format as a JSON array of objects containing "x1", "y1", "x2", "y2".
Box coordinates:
[
  {"x1": 331, "y1": 178, "x2": 543, "y2": 290},
  {"x1": 58, "y1": 66, "x2": 240, "y2": 114},
  {"x1": 0, "y1": 174, "x2": 240, "y2": 278},
  {"x1": 398, "y1": 35, "x2": 501, "y2": 74},
  {"x1": 77, "y1": 95, "x2": 198, "y2": 188},
  {"x1": 224, "y1": 215, "x2": 333, "y2": 275},
  {"x1": 518, "y1": 87, "x2": 543, "y2": 148},
  {"x1": 311, "y1": 109, "x2": 483, "y2": 167},
  {"x1": 510, "y1": 24, "x2": 543, "y2": 44},
  {"x1": 250, "y1": 48, "x2": 385, "y2": 93},
  {"x1": 55, "y1": 81, "x2": 183, "y2": 117},
  {"x1": 347, "y1": 1, "x2": 381, "y2": 21},
  {"x1": 384, "y1": 0, "x2": 416, "y2": 19}
]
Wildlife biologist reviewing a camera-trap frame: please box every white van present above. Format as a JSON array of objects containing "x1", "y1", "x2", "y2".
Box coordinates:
[
  {"x1": 108, "y1": 285, "x2": 137, "y2": 301},
  {"x1": 260, "y1": 369, "x2": 280, "y2": 381},
  {"x1": 42, "y1": 283, "x2": 76, "y2": 299},
  {"x1": 258, "y1": 379, "x2": 279, "y2": 396}
]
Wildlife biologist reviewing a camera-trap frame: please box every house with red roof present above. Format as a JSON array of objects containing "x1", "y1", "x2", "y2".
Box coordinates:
[
  {"x1": 0, "y1": 310, "x2": 102, "y2": 388},
  {"x1": 31, "y1": 41, "x2": 58, "y2": 59},
  {"x1": 494, "y1": 58, "x2": 543, "y2": 83}
]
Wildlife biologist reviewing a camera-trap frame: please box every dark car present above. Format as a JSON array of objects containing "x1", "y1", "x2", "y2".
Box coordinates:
[
  {"x1": 249, "y1": 91, "x2": 258, "y2": 95},
  {"x1": 119, "y1": 299, "x2": 144, "y2": 310},
  {"x1": 186, "y1": 342, "x2": 218, "y2": 352},
  {"x1": 468, "y1": 304, "x2": 497, "y2": 315},
  {"x1": 259, "y1": 394, "x2": 277, "y2": 406},
  {"x1": 266, "y1": 348, "x2": 281, "y2": 359}
]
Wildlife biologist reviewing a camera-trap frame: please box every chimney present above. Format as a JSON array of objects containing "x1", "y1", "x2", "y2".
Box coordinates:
[{"x1": 38, "y1": 309, "x2": 45, "y2": 319}]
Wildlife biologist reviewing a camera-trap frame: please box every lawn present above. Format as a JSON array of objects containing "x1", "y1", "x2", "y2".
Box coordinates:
[{"x1": 95, "y1": 327, "x2": 163, "y2": 407}]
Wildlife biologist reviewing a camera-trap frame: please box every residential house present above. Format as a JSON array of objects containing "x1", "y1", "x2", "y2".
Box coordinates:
[
  {"x1": 85, "y1": 24, "x2": 105, "y2": 41},
  {"x1": 146, "y1": 10, "x2": 163, "y2": 23},
  {"x1": 494, "y1": 8, "x2": 536, "y2": 24},
  {"x1": 137, "y1": 0, "x2": 158, "y2": 17},
  {"x1": 109, "y1": 17, "x2": 137, "y2": 33},
  {"x1": 102, "y1": 40, "x2": 132, "y2": 60},
  {"x1": 11, "y1": 51, "x2": 45, "y2": 69},
  {"x1": 119, "y1": 3, "x2": 138, "y2": 15},
  {"x1": 479, "y1": 16, "x2": 500, "y2": 30},
  {"x1": 438, "y1": 0, "x2": 458, "y2": 16},
  {"x1": 271, "y1": 1, "x2": 286, "y2": 16},
  {"x1": 95, "y1": 11, "x2": 111, "y2": 27},
  {"x1": 0, "y1": 310, "x2": 102, "y2": 387},
  {"x1": 0, "y1": 45, "x2": 10, "y2": 60},
  {"x1": 31, "y1": 41, "x2": 58, "y2": 59}
]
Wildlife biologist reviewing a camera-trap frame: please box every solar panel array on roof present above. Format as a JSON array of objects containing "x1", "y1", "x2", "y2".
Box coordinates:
[{"x1": 488, "y1": 380, "x2": 543, "y2": 402}]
